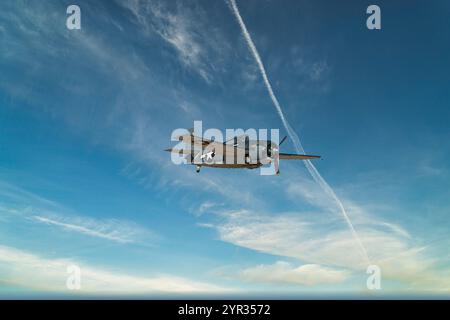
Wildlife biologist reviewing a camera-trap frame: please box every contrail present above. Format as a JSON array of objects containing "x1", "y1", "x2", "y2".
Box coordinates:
[{"x1": 228, "y1": 0, "x2": 370, "y2": 266}]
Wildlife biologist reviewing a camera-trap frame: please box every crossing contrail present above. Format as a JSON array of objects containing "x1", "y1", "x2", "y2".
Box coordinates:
[{"x1": 228, "y1": 0, "x2": 370, "y2": 266}]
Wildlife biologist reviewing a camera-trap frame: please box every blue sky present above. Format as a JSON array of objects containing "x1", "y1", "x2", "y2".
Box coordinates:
[{"x1": 0, "y1": 0, "x2": 449, "y2": 296}]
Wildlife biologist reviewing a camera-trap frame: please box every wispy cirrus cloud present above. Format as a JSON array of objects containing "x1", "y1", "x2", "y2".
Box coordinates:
[
  {"x1": 0, "y1": 1, "x2": 150, "y2": 86},
  {"x1": 239, "y1": 261, "x2": 349, "y2": 286},
  {"x1": 118, "y1": 0, "x2": 230, "y2": 83},
  {"x1": 149, "y1": 4, "x2": 211, "y2": 82},
  {"x1": 0, "y1": 245, "x2": 228, "y2": 294},
  {"x1": 0, "y1": 181, "x2": 154, "y2": 245},
  {"x1": 200, "y1": 170, "x2": 450, "y2": 291},
  {"x1": 31, "y1": 215, "x2": 150, "y2": 244}
]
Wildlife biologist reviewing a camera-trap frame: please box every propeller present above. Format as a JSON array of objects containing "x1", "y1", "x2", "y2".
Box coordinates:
[{"x1": 268, "y1": 136, "x2": 286, "y2": 155}]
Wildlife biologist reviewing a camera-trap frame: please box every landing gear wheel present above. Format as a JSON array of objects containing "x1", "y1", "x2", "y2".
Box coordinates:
[{"x1": 196, "y1": 165, "x2": 201, "y2": 173}]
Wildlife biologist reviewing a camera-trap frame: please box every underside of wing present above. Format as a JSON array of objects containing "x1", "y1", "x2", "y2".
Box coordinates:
[
  {"x1": 279, "y1": 153, "x2": 321, "y2": 160},
  {"x1": 165, "y1": 141, "x2": 224, "y2": 155},
  {"x1": 165, "y1": 148, "x2": 201, "y2": 163}
]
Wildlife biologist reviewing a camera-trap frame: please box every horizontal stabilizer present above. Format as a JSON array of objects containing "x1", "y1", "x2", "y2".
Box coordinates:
[
  {"x1": 279, "y1": 153, "x2": 321, "y2": 160},
  {"x1": 165, "y1": 148, "x2": 193, "y2": 155}
]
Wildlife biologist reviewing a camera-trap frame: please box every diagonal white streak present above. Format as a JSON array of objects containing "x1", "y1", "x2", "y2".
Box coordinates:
[{"x1": 228, "y1": 0, "x2": 370, "y2": 266}]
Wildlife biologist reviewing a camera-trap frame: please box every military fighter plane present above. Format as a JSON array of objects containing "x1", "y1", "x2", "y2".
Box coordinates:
[{"x1": 165, "y1": 130, "x2": 320, "y2": 175}]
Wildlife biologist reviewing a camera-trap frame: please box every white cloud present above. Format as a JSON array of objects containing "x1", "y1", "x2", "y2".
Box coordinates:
[
  {"x1": 0, "y1": 245, "x2": 227, "y2": 294},
  {"x1": 286, "y1": 179, "x2": 337, "y2": 212},
  {"x1": 198, "y1": 201, "x2": 218, "y2": 213},
  {"x1": 213, "y1": 208, "x2": 412, "y2": 271},
  {"x1": 0, "y1": 181, "x2": 62, "y2": 211},
  {"x1": 0, "y1": 0, "x2": 152, "y2": 108},
  {"x1": 151, "y1": 7, "x2": 210, "y2": 82},
  {"x1": 32, "y1": 215, "x2": 151, "y2": 244},
  {"x1": 191, "y1": 201, "x2": 224, "y2": 217},
  {"x1": 119, "y1": 0, "x2": 229, "y2": 83},
  {"x1": 239, "y1": 261, "x2": 349, "y2": 286},
  {"x1": 206, "y1": 200, "x2": 450, "y2": 290},
  {"x1": 0, "y1": 181, "x2": 154, "y2": 245}
]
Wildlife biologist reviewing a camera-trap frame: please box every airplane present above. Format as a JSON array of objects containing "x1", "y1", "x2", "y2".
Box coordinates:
[{"x1": 165, "y1": 130, "x2": 320, "y2": 175}]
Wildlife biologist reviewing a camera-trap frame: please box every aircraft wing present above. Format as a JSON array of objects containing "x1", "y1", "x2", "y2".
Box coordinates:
[{"x1": 279, "y1": 153, "x2": 321, "y2": 160}]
